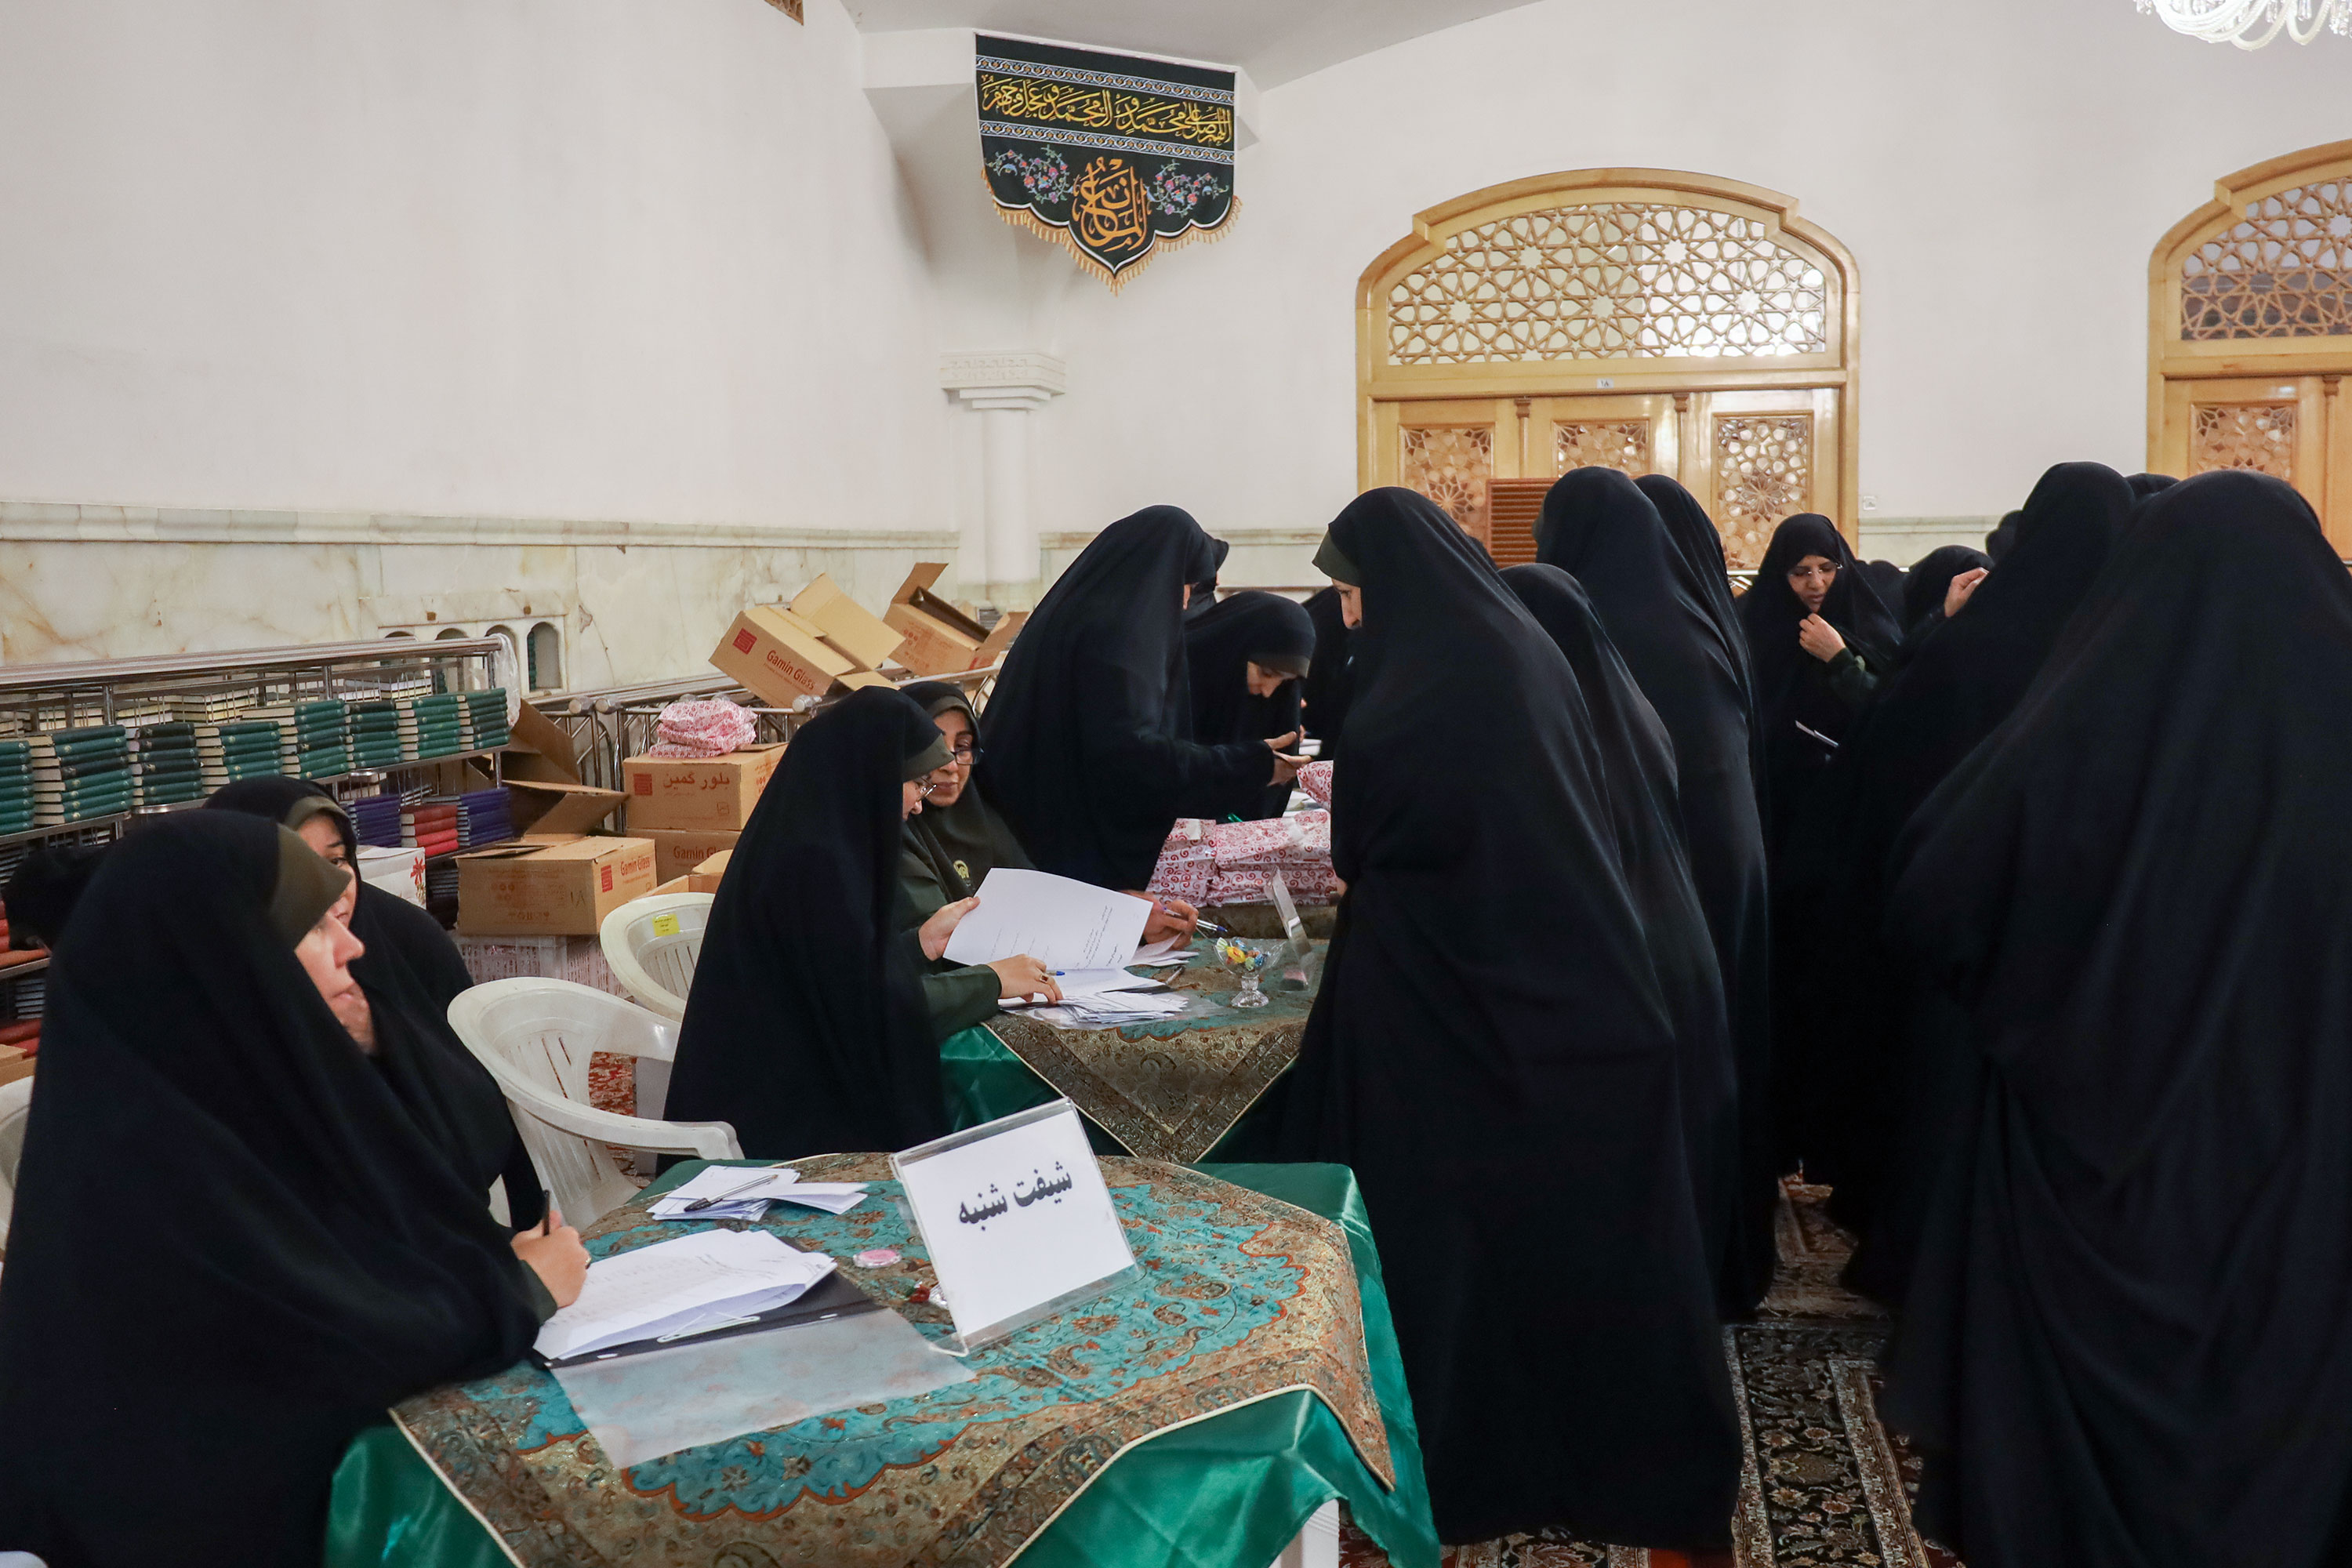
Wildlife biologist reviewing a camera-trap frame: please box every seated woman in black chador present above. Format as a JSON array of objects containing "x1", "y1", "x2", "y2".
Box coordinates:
[
  {"x1": 205, "y1": 775, "x2": 544, "y2": 1230},
  {"x1": 0, "y1": 813, "x2": 578, "y2": 1568},
  {"x1": 1183, "y1": 590, "x2": 1316, "y2": 819},
  {"x1": 670, "y1": 688, "x2": 1066, "y2": 1161}
]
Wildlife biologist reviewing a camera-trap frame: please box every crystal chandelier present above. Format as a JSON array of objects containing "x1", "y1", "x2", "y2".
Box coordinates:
[{"x1": 2136, "y1": 0, "x2": 2350, "y2": 46}]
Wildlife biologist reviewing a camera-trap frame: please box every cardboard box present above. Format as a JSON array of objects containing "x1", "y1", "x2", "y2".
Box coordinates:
[
  {"x1": 0, "y1": 1044, "x2": 31, "y2": 1088},
  {"x1": 648, "y1": 875, "x2": 692, "y2": 898},
  {"x1": 689, "y1": 848, "x2": 732, "y2": 893},
  {"x1": 508, "y1": 777, "x2": 626, "y2": 838},
  {"x1": 884, "y1": 564, "x2": 1031, "y2": 673},
  {"x1": 710, "y1": 604, "x2": 855, "y2": 707},
  {"x1": 637, "y1": 827, "x2": 742, "y2": 884},
  {"x1": 622, "y1": 746, "x2": 782, "y2": 832},
  {"x1": 457, "y1": 835, "x2": 658, "y2": 935},
  {"x1": 502, "y1": 699, "x2": 583, "y2": 786},
  {"x1": 789, "y1": 573, "x2": 905, "y2": 671}
]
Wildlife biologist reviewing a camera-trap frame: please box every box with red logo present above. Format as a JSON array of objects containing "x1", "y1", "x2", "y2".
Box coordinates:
[
  {"x1": 710, "y1": 604, "x2": 856, "y2": 706},
  {"x1": 621, "y1": 745, "x2": 783, "y2": 832},
  {"x1": 456, "y1": 835, "x2": 657, "y2": 935}
]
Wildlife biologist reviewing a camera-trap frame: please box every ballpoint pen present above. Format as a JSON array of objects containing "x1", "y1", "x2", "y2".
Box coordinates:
[{"x1": 683, "y1": 1172, "x2": 782, "y2": 1213}]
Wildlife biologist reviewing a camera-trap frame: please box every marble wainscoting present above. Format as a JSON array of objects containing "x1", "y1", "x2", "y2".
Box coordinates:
[{"x1": 0, "y1": 503, "x2": 960, "y2": 688}]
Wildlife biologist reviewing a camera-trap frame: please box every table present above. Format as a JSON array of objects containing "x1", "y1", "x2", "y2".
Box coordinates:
[
  {"x1": 327, "y1": 1160, "x2": 1438, "y2": 1568},
  {"x1": 967, "y1": 938, "x2": 1321, "y2": 1161}
]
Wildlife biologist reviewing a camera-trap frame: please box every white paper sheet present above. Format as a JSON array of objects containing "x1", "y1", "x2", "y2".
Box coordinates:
[
  {"x1": 644, "y1": 1168, "x2": 869, "y2": 1220},
  {"x1": 535, "y1": 1229, "x2": 837, "y2": 1361},
  {"x1": 942, "y1": 869, "x2": 1152, "y2": 970}
]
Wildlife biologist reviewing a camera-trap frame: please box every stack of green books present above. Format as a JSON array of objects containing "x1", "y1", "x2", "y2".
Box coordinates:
[
  {"x1": 348, "y1": 701, "x2": 405, "y2": 768},
  {"x1": 249, "y1": 700, "x2": 351, "y2": 780},
  {"x1": 459, "y1": 688, "x2": 511, "y2": 753},
  {"x1": 197, "y1": 720, "x2": 289, "y2": 789},
  {"x1": 397, "y1": 693, "x2": 464, "y2": 760},
  {"x1": 132, "y1": 720, "x2": 205, "y2": 807},
  {"x1": 0, "y1": 740, "x2": 34, "y2": 836},
  {"x1": 30, "y1": 727, "x2": 134, "y2": 826}
]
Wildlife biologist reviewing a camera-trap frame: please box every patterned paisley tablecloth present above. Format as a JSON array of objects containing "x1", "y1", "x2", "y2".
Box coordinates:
[
  {"x1": 981, "y1": 940, "x2": 1319, "y2": 1160},
  {"x1": 380, "y1": 1155, "x2": 1399, "y2": 1568}
]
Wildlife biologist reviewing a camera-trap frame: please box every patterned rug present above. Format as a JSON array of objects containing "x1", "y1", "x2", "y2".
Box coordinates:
[{"x1": 1340, "y1": 1181, "x2": 1960, "y2": 1568}]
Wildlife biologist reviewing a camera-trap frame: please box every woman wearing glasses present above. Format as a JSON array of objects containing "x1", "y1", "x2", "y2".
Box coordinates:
[{"x1": 898, "y1": 680, "x2": 1196, "y2": 967}]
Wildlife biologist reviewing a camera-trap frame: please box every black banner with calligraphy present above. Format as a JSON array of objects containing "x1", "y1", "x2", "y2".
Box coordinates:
[{"x1": 976, "y1": 34, "x2": 1236, "y2": 289}]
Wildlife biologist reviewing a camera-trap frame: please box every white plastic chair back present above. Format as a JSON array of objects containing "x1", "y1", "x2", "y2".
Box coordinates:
[
  {"x1": 447, "y1": 978, "x2": 739, "y2": 1229},
  {"x1": 0, "y1": 1077, "x2": 31, "y2": 1252},
  {"x1": 600, "y1": 892, "x2": 714, "y2": 1023}
]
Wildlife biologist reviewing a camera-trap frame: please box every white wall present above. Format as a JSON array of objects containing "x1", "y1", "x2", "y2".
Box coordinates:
[
  {"x1": 1030, "y1": 0, "x2": 2350, "y2": 552},
  {"x1": 0, "y1": 0, "x2": 944, "y2": 528}
]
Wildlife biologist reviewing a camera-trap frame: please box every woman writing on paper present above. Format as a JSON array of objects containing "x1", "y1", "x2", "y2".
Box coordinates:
[
  {"x1": 981, "y1": 506, "x2": 1307, "y2": 890},
  {"x1": 1182, "y1": 590, "x2": 1317, "y2": 820},
  {"x1": 667, "y1": 688, "x2": 1060, "y2": 1162},
  {"x1": 0, "y1": 814, "x2": 580, "y2": 1568}
]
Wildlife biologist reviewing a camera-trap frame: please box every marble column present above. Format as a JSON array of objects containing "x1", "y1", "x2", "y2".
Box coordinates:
[{"x1": 941, "y1": 350, "x2": 1065, "y2": 608}]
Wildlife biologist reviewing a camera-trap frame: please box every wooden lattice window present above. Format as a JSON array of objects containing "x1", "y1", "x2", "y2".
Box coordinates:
[
  {"x1": 1715, "y1": 415, "x2": 1814, "y2": 570},
  {"x1": 1385, "y1": 204, "x2": 1829, "y2": 365},
  {"x1": 2150, "y1": 140, "x2": 2352, "y2": 549},
  {"x1": 1554, "y1": 421, "x2": 1652, "y2": 474},
  {"x1": 2190, "y1": 403, "x2": 2299, "y2": 481},
  {"x1": 2180, "y1": 181, "x2": 2352, "y2": 340},
  {"x1": 1399, "y1": 426, "x2": 1494, "y2": 538}
]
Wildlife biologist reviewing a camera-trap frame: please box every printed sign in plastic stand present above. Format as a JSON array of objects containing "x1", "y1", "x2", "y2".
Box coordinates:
[{"x1": 891, "y1": 1100, "x2": 1138, "y2": 1352}]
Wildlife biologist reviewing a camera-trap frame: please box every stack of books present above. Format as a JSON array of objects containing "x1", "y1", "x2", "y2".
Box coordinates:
[
  {"x1": 30, "y1": 728, "x2": 134, "y2": 826},
  {"x1": 132, "y1": 721, "x2": 205, "y2": 808},
  {"x1": 459, "y1": 689, "x2": 511, "y2": 753},
  {"x1": 397, "y1": 693, "x2": 464, "y2": 760},
  {"x1": 347, "y1": 701, "x2": 405, "y2": 769},
  {"x1": 456, "y1": 786, "x2": 514, "y2": 848},
  {"x1": 349, "y1": 793, "x2": 405, "y2": 849},
  {"x1": 0, "y1": 742, "x2": 34, "y2": 836},
  {"x1": 402, "y1": 798, "x2": 461, "y2": 858},
  {"x1": 196, "y1": 720, "x2": 289, "y2": 789},
  {"x1": 169, "y1": 693, "x2": 252, "y2": 725},
  {"x1": 245, "y1": 699, "x2": 350, "y2": 780}
]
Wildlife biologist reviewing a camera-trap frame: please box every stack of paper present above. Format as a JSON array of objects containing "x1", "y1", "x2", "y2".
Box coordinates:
[
  {"x1": 534, "y1": 1229, "x2": 837, "y2": 1363},
  {"x1": 1035, "y1": 992, "x2": 1192, "y2": 1026},
  {"x1": 647, "y1": 1166, "x2": 869, "y2": 1221}
]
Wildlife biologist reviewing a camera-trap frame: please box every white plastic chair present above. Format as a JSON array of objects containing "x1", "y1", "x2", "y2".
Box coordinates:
[
  {"x1": 600, "y1": 892, "x2": 713, "y2": 1022},
  {"x1": 0, "y1": 1077, "x2": 31, "y2": 1253},
  {"x1": 447, "y1": 978, "x2": 739, "y2": 1229}
]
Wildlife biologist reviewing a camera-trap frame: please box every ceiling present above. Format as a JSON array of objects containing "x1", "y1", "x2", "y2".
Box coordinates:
[{"x1": 840, "y1": 0, "x2": 1547, "y2": 87}]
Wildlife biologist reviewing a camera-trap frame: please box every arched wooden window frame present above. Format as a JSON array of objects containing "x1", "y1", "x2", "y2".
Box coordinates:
[
  {"x1": 1356, "y1": 169, "x2": 1864, "y2": 559},
  {"x1": 2150, "y1": 139, "x2": 2352, "y2": 550}
]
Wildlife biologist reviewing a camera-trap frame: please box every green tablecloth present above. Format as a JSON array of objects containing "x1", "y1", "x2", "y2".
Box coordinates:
[{"x1": 326, "y1": 1161, "x2": 1437, "y2": 1568}]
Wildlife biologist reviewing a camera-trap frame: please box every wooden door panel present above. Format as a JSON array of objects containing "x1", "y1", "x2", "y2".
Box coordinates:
[{"x1": 1687, "y1": 390, "x2": 1838, "y2": 570}]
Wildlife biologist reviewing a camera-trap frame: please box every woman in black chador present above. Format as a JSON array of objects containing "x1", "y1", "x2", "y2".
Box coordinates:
[
  {"x1": 980, "y1": 506, "x2": 1301, "y2": 888},
  {"x1": 1536, "y1": 469, "x2": 1774, "y2": 1309},
  {"x1": 666, "y1": 687, "x2": 991, "y2": 1160},
  {"x1": 1298, "y1": 584, "x2": 1356, "y2": 761},
  {"x1": 0, "y1": 815, "x2": 554, "y2": 1568},
  {"x1": 1276, "y1": 488, "x2": 1739, "y2": 1551},
  {"x1": 1878, "y1": 472, "x2": 2352, "y2": 1568},
  {"x1": 1793, "y1": 463, "x2": 2129, "y2": 1271},
  {"x1": 1738, "y1": 513, "x2": 1900, "y2": 860},
  {"x1": 1183, "y1": 588, "x2": 1316, "y2": 818}
]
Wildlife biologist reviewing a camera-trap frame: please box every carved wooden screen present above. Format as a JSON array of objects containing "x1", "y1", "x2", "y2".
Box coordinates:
[
  {"x1": 2151, "y1": 140, "x2": 2352, "y2": 550},
  {"x1": 1359, "y1": 170, "x2": 1860, "y2": 568}
]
